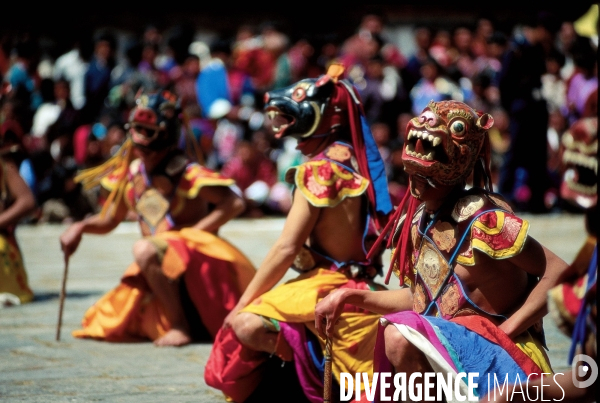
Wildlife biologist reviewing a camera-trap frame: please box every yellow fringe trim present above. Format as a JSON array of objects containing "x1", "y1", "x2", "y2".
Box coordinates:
[{"x1": 73, "y1": 138, "x2": 134, "y2": 218}]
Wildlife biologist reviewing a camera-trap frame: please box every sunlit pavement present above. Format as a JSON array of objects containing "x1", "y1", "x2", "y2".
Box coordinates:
[{"x1": 0, "y1": 213, "x2": 587, "y2": 402}]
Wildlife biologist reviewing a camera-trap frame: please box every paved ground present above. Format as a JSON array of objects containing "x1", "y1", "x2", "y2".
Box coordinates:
[{"x1": 0, "y1": 213, "x2": 588, "y2": 402}]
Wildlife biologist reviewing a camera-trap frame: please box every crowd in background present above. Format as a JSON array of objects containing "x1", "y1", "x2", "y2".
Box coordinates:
[{"x1": 0, "y1": 7, "x2": 597, "y2": 223}]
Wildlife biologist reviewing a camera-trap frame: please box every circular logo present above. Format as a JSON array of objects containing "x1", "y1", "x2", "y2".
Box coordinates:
[{"x1": 571, "y1": 354, "x2": 598, "y2": 389}]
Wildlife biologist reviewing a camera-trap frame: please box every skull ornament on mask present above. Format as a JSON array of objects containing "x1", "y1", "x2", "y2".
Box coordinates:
[
  {"x1": 127, "y1": 91, "x2": 181, "y2": 151},
  {"x1": 402, "y1": 100, "x2": 494, "y2": 186}
]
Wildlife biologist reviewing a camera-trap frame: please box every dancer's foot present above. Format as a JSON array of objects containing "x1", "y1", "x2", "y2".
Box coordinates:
[{"x1": 154, "y1": 328, "x2": 192, "y2": 347}]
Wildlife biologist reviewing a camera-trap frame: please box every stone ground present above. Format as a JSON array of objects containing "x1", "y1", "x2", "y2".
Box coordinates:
[{"x1": 0, "y1": 213, "x2": 588, "y2": 402}]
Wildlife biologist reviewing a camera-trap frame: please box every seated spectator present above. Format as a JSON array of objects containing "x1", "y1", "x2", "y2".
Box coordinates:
[
  {"x1": 541, "y1": 46, "x2": 568, "y2": 114},
  {"x1": 37, "y1": 156, "x2": 96, "y2": 223},
  {"x1": 30, "y1": 78, "x2": 61, "y2": 148},
  {"x1": 107, "y1": 39, "x2": 159, "y2": 115},
  {"x1": 403, "y1": 25, "x2": 433, "y2": 93},
  {"x1": 196, "y1": 39, "x2": 235, "y2": 121},
  {"x1": 221, "y1": 139, "x2": 278, "y2": 217},
  {"x1": 409, "y1": 55, "x2": 463, "y2": 115},
  {"x1": 52, "y1": 29, "x2": 92, "y2": 111},
  {"x1": 102, "y1": 120, "x2": 126, "y2": 158},
  {"x1": 251, "y1": 129, "x2": 293, "y2": 215},
  {"x1": 562, "y1": 36, "x2": 598, "y2": 126},
  {"x1": 272, "y1": 135, "x2": 305, "y2": 215},
  {"x1": 358, "y1": 54, "x2": 410, "y2": 130},
  {"x1": 468, "y1": 72, "x2": 497, "y2": 113},
  {"x1": 428, "y1": 28, "x2": 454, "y2": 69},
  {"x1": 471, "y1": 31, "x2": 506, "y2": 107},
  {"x1": 72, "y1": 110, "x2": 115, "y2": 168},
  {"x1": 232, "y1": 24, "x2": 280, "y2": 94},
  {"x1": 172, "y1": 53, "x2": 201, "y2": 110},
  {"x1": 451, "y1": 25, "x2": 477, "y2": 79},
  {"x1": 371, "y1": 121, "x2": 392, "y2": 176},
  {"x1": 341, "y1": 12, "x2": 406, "y2": 83},
  {"x1": 43, "y1": 79, "x2": 81, "y2": 154},
  {"x1": 83, "y1": 125, "x2": 106, "y2": 168},
  {"x1": 487, "y1": 107, "x2": 511, "y2": 189},
  {"x1": 178, "y1": 103, "x2": 216, "y2": 165},
  {"x1": 79, "y1": 30, "x2": 117, "y2": 126},
  {"x1": 211, "y1": 109, "x2": 245, "y2": 170},
  {"x1": 4, "y1": 39, "x2": 42, "y2": 119}
]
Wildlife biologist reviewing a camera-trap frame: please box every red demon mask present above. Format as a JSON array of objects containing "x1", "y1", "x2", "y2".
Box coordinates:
[{"x1": 402, "y1": 100, "x2": 494, "y2": 187}]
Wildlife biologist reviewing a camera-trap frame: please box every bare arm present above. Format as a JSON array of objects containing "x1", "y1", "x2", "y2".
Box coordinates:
[
  {"x1": 315, "y1": 287, "x2": 413, "y2": 338},
  {"x1": 222, "y1": 188, "x2": 320, "y2": 327},
  {"x1": 0, "y1": 161, "x2": 36, "y2": 228},
  {"x1": 59, "y1": 189, "x2": 129, "y2": 257},
  {"x1": 499, "y1": 237, "x2": 569, "y2": 339},
  {"x1": 192, "y1": 185, "x2": 245, "y2": 233}
]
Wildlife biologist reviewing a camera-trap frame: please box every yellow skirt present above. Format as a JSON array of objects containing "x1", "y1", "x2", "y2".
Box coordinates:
[
  {"x1": 241, "y1": 268, "x2": 385, "y2": 386},
  {"x1": 0, "y1": 232, "x2": 33, "y2": 304}
]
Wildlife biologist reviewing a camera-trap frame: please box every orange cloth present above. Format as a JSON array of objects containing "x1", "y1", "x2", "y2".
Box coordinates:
[{"x1": 72, "y1": 229, "x2": 255, "y2": 341}]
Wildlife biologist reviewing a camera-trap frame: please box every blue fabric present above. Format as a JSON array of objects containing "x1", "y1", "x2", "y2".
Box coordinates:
[
  {"x1": 568, "y1": 247, "x2": 597, "y2": 364},
  {"x1": 431, "y1": 323, "x2": 466, "y2": 374},
  {"x1": 360, "y1": 115, "x2": 393, "y2": 216},
  {"x1": 91, "y1": 123, "x2": 107, "y2": 140},
  {"x1": 19, "y1": 159, "x2": 36, "y2": 195},
  {"x1": 305, "y1": 328, "x2": 325, "y2": 377},
  {"x1": 85, "y1": 58, "x2": 112, "y2": 94},
  {"x1": 8, "y1": 64, "x2": 41, "y2": 109},
  {"x1": 196, "y1": 59, "x2": 232, "y2": 118},
  {"x1": 8, "y1": 65, "x2": 34, "y2": 91},
  {"x1": 425, "y1": 317, "x2": 527, "y2": 398}
]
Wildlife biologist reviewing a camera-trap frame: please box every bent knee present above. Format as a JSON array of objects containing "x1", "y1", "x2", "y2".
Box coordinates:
[
  {"x1": 384, "y1": 324, "x2": 413, "y2": 361},
  {"x1": 132, "y1": 239, "x2": 159, "y2": 269},
  {"x1": 384, "y1": 324, "x2": 429, "y2": 371},
  {"x1": 232, "y1": 312, "x2": 264, "y2": 343}
]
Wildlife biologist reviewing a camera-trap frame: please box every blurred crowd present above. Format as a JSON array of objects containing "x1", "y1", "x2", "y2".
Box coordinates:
[{"x1": 0, "y1": 7, "x2": 597, "y2": 223}]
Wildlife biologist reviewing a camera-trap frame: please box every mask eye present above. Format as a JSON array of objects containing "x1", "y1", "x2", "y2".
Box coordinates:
[
  {"x1": 292, "y1": 87, "x2": 306, "y2": 102},
  {"x1": 450, "y1": 120, "x2": 467, "y2": 137}
]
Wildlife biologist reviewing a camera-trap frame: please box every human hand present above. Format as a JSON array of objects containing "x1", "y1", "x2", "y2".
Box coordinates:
[
  {"x1": 60, "y1": 222, "x2": 83, "y2": 258},
  {"x1": 314, "y1": 289, "x2": 348, "y2": 339},
  {"x1": 222, "y1": 303, "x2": 243, "y2": 330},
  {"x1": 497, "y1": 318, "x2": 518, "y2": 341}
]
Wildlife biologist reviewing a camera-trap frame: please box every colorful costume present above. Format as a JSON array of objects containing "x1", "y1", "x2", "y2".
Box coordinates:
[
  {"x1": 0, "y1": 158, "x2": 34, "y2": 305},
  {"x1": 377, "y1": 189, "x2": 551, "y2": 400},
  {"x1": 372, "y1": 100, "x2": 552, "y2": 401},
  {"x1": 548, "y1": 116, "x2": 597, "y2": 366},
  {"x1": 548, "y1": 236, "x2": 597, "y2": 362},
  {"x1": 70, "y1": 91, "x2": 256, "y2": 342},
  {"x1": 72, "y1": 152, "x2": 255, "y2": 341},
  {"x1": 205, "y1": 64, "x2": 393, "y2": 403}
]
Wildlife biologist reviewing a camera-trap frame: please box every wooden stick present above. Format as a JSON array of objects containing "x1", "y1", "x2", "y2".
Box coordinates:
[
  {"x1": 181, "y1": 110, "x2": 206, "y2": 166},
  {"x1": 323, "y1": 336, "x2": 333, "y2": 403},
  {"x1": 56, "y1": 254, "x2": 69, "y2": 341}
]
